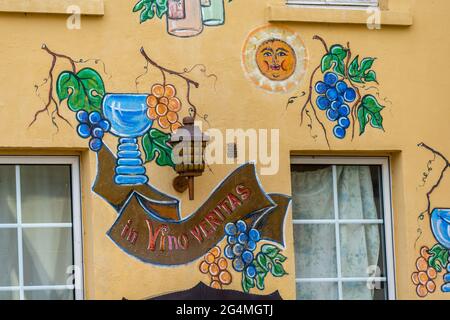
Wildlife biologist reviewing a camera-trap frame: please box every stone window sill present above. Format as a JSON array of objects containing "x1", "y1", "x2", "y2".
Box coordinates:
[
  {"x1": 0, "y1": 0, "x2": 104, "y2": 16},
  {"x1": 266, "y1": 1, "x2": 413, "y2": 26}
]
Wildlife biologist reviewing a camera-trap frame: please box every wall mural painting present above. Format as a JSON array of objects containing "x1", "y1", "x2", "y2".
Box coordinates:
[
  {"x1": 412, "y1": 143, "x2": 450, "y2": 298},
  {"x1": 199, "y1": 246, "x2": 233, "y2": 289},
  {"x1": 133, "y1": 0, "x2": 231, "y2": 38},
  {"x1": 287, "y1": 35, "x2": 387, "y2": 147},
  {"x1": 242, "y1": 25, "x2": 308, "y2": 93},
  {"x1": 31, "y1": 44, "x2": 291, "y2": 296},
  {"x1": 198, "y1": 220, "x2": 288, "y2": 293}
]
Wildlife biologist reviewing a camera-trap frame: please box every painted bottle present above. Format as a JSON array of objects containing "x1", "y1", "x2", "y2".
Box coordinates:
[
  {"x1": 201, "y1": 0, "x2": 225, "y2": 26},
  {"x1": 167, "y1": 0, "x2": 203, "y2": 38}
]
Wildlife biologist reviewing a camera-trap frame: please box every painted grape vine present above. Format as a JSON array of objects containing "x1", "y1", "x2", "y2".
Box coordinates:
[
  {"x1": 412, "y1": 143, "x2": 450, "y2": 297},
  {"x1": 292, "y1": 35, "x2": 386, "y2": 146},
  {"x1": 30, "y1": 44, "x2": 211, "y2": 169},
  {"x1": 223, "y1": 220, "x2": 288, "y2": 293}
]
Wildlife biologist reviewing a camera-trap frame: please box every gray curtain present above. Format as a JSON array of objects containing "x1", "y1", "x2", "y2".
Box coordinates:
[{"x1": 292, "y1": 165, "x2": 380, "y2": 300}]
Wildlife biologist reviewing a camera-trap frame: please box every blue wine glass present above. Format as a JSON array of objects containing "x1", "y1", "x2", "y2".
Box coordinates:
[
  {"x1": 431, "y1": 208, "x2": 450, "y2": 292},
  {"x1": 102, "y1": 94, "x2": 153, "y2": 185}
]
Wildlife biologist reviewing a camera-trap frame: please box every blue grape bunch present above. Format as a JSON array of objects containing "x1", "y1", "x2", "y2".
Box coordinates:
[
  {"x1": 76, "y1": 110, "x2": 111, "y2": 152},
  {"x1": 315, "y1": 72, "x2": 356, "y2": 139},
  {"x1": 224, "y1": 220, "x2": 261, "y2": 279}
]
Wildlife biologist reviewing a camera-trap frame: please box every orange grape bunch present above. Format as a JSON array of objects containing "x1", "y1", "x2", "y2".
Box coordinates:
[
  {"x1": 146, "y1": 83, "x2": 182, "y2": 133},
  {"x1": 199, "y1": 246, "x2": 233, "y2": 289},
  {"x1": 411, "y1": 246, "x2": 438, "y2": 297}
]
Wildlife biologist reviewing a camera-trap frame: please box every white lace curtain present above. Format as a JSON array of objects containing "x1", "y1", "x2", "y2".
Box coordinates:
[
  {"x1": 0, "y1": 165, "x2": 73, "y2": 300},
  {"x1": 292, "y1": 165, "x2": 381, "y2": 300}
]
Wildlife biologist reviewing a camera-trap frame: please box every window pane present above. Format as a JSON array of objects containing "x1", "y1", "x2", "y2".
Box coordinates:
[
  {"x1": 22, "y1": 228, "x2": 73, "y2": 286},
  {"x1": 342, "y1": 281, "x2": 387, "y2": 300},
  {"x1": 370, "y1": 166, "x2": 384, "y2": 220},
  {"x1": 0, "y1": 290, "x2": 20, "y2": 300},
  {"x1": 0, "y1": 165, "x2": 17, "y2": 223},
  {"x1": 296, "y1": 282, "x2": 338, "y2": 300},
  {"x1": 340, "y1": 224, "x2": 386, "y2": 278},
  {"x1": 291, "y1": 165, "x2": 334, "y2": 219},
  {"x1": 294, "y1": 224, "x2": 337, "y2": 278},
  {"x1": 24, "y1": 289, "x2": 74, "y2": 300},
  {"x1": 336, "y1": 165, "x2": 383, "y2": 220},
  {"x1": 20, "y1": 165, "x2": 72, "y2": 223},
  {"x1": 0, "y1": 229, "x2": 19, "y2": 286}
]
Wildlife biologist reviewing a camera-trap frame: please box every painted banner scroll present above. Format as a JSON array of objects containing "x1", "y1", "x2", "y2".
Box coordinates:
[{"x1": 93, "y1": 146, "x2": 291, "y2": 265}]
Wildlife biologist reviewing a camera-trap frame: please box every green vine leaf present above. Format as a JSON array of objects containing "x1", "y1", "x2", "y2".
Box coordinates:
[
  {"x1": 255, "y1": 272, "x2": 266, "y2": 290},
  {"x1": 357, "y1": 95, "x2": 384, "y2": 135},
  {"x1": 330, "y1": 44, "x2": 348, "y2": 61},
  {"x1": 256, "y1": 252, "x2": 270, "y2": 272},
  {"x1": 133, "y1": 0, "x2": 168, "y2": 23},
  {"x1": 349, "y1": 56, "x2": 360, "y2": 77},
  {"x1": 254, "y1": 262, "x2": 267, "y2": 274},
  {"x1": 364, "y1": 70, "x2": 378, "y2": 83},
  {"x1": 348, "y1": 56, "x2": 377, "y2": 84},
  {"x1": 360, "y1": 57, "x2": 375, "y2": 74},
  {"x1": 321, "y1": 44, "x2": 347, "y2": 77},
  {"x1": 133, "y1": 0, "x2": 146, "y2": 12},
  {"x1": 56, "y1": 68, "x2": 105, "y2": 113},
  {"x1": 141, "y1": 5, "x2": 154, "y2": 22},
  {"x1": 321, "y1": 54, "x2": 334, "y2": 72},
  {"x1": 428, "y1": 244, "x2": 449, "y2": 272},
  {"x1": 270, "y1": 261, "x2": 288, "y2": 277},
  {"x1": 321, "y1": 54, "x2": 345, "y2": 77},
  {"x1": 241, "y1": 272, "x2": 255, "y2": 294},
  {"x1": 155, "y1": 0, "x2": 168, "y2": 17},
  {"x1": 247, "y1": 245, "x2": 288, "y2": 293},
  {"x1": 261, "y1": 244, "x2": 281, "y2": 259},
  {"x1": 142, "y1": 128, "x2": 175, "y2": 167},
  {"x1": 274, "y1": 252, "x2": 287, "y2": 263}
]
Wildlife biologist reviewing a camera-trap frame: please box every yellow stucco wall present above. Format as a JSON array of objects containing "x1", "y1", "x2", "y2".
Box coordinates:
[{"x1": 0, "y1": 0, "x2": 448, "y2": 300}]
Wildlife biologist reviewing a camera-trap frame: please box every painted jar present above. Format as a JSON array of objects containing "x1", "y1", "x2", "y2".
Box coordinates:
[
  {"x1": 201, "y1": 0, "x2": 225, "y2": 26},
  {"x1": 167, "y1": 0, "x2": 203, "y2": 38}
]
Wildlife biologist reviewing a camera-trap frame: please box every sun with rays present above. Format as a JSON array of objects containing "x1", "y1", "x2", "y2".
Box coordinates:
[{"x1": 242, "y1": 25, "x2": 308, "y2": 93}]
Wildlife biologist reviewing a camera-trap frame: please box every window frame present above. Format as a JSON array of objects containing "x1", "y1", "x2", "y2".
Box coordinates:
[
  {"x1": 0, "y1": 156, "x2": 84, "y2": 300},
  {"x1": 286, "y1": 0, "x2": 379, "y2": 8},
  {"x1": 0, "y1": 0, "x2": 104, "y2": 16},
  {"x1": 268, "y1": 0, "x2": 412, "y2": 27},
  {"x1": 290, "y1": 156, "x2": 396, "y2": 300}
]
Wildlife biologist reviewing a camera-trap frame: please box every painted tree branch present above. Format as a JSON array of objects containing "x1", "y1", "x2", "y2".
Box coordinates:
[
  {"x1": 297, "y1": 35, "x2": 333, "y2": 149},
  {"x1": 300, "y1": 66, "x2": 320, "y2": 126},
  {"x1": 135, "y1": 61, "x2": 149, "y2": 93},
  {"x1": 29, "y1": 44, "x2": 75, "y2": 130},
  {"x1": 78, "y1": 58, "x2": 111, "y2": 80},
  {"x1": 420, "y1": 154, "x2": 436, "y2": 187},
  {"x1": 299, "y1": 65, "x2": 330, "y2": 148},
  {"x1": 140, "y1": 47, "x2": 200, "y2": 119},
  {"x1": 313, "y1": 35, "x2": 328, "y2": 52},
  {"x1": 42, "y1": 44, "x2": 77, "y2": 73},
  {"x1": 181, "y1": 64, "x2": 218, "y2": 90},
  {"x1": 418, "y1": 142, "x2": 450, "y2": 217},
  {"x1": 344, "y1": 42, "x2": 362, "y2": 140}
]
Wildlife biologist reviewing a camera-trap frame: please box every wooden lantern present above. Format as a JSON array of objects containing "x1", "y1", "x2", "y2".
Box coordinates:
[{"x1": 170, "y1": 116, "x2": 209, "y2": 200}]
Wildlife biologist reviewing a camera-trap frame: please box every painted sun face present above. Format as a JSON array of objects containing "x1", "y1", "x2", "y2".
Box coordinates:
[
  {"x1": 256, "y1": 39, "x2": 297, "y2": 81},
  {"x1": 242, "y1": 25, "x2": 307, "y2": 93}
]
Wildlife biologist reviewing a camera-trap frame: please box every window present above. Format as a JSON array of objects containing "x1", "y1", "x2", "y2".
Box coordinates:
[
  {"x1": 0, "y1": 0, "x2": 104, "y2": 16},
  {"x1": 0, "y1": 157, "x2": 83, "y2": 300},
  {"x1": 286, "y1": 0, "x2": 379, "y2": 7},
  {"x1": 290, "y1": 157, "x2": 395, "y2": 300}
]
